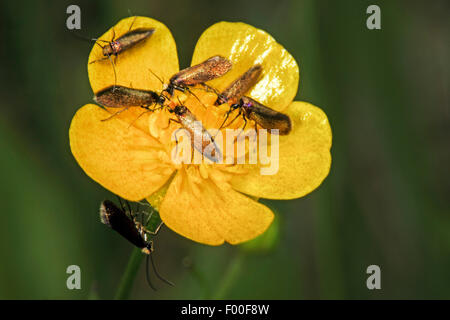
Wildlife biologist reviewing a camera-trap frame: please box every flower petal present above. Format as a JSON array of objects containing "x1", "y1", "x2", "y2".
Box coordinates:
[
  {"x1": 157, "y1": 168, "x2": 274, "y2": 245},
  {"x1": 88, "y1": 16, "x2": 179, "y2": 94},
  {"x1": 69, "y1": 104, "x2": 175, "y2": 201},
  {"x1": 230, "y1": 101, "x2": 332, "y2": 199},
  {"x1": 191, "y1": 21, "x2": 299, "y2": 111}
]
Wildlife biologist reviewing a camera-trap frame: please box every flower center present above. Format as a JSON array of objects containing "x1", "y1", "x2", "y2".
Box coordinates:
[{"x1": 147, "y1": 88, "x2": 258, "y2": 167}]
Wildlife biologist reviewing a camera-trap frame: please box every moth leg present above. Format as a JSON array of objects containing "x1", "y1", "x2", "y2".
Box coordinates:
[
  {"x1": 150, "y1": 250, "x2": 174, "y2": 287},
  {"x1": 145, "y1": 221, "x2": 164, "y2": 236},
  {"x1": 196, "y1": 83, "x2": 220, "y2": 95},
  {"x1": 88, "y1": 55, "x2": 109, "y2": 65},
  {"x1": 126, "y1": 200, "x2": 135, "y2": 220},
  {"x1": 117, "y1": 196, "x2": 125, "y2": 211},
  {"x1": 127, "y1": 106, "x2": 153, "y2": 129},
  {"x1": 226, "y1": 108, "x2": 243, "y2": 128},
  {"x1": 236, "y1": 115, "x2": 248, "y2": 140},
  {"x1": 163, "y1": 117, "x2": 181, "y2": 129},
  {"x1": 218, "y1": 108, "x2": 233, "y2": 131},
  {"x1": 185, "y1": 87, "x2": 207, "y2": 109}
]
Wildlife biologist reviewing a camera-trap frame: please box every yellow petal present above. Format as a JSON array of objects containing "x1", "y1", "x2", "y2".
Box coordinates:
[
  {"x1": 191, "y1": 21, "x2": 299, "y2": 111},
  {"x1": 230, "y1": 101, "x2": 332, "y2": 199},
  {"x1": 157, "y1": 168, "x2": 274, "y2": 245},
  {"x1": 88, "y1": 16, "x2": 179, "y2": 94},
  {"x1": 69, "y1": 104, "x2": 175, "y2": 201}
]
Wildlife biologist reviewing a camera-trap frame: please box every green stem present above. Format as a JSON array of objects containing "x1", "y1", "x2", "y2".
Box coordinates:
[
  {"x1": 212, "y1": 252, "x2": 244, "y2": 299},
  {"x1": 114, "y1": 248, "x2": 144, "y2": 300}
]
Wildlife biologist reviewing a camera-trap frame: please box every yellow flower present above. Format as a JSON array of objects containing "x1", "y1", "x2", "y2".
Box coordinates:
[{"x1": 69, "y1": 17, "x2": 332, "y2": 245}]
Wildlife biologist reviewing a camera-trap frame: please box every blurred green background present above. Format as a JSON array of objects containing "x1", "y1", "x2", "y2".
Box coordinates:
[{"x1": 0, "y1": 0, "x2": 448, "y2": 299}]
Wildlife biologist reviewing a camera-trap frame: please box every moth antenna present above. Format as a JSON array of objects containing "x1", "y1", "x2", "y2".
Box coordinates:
[
  {"x1": 218, "y1": 108, "x2": 233, "y2": 131},
  {"x1": 107, "y1": 54, "x2": 118, "y2": 91},
  {"x1": 71, "y1": 32, "x2": 108, "y2": 46},
  {"x1": 186, "y1": 89, "x2": 207, "y2": 109},
  {"x1": 148, "y1": 68, "x2": 165, "y2": 88},
  {"x1": 127, "y1": 107, "x2": 153, "y2": 129},
  {"x1": 225, "y1": 108, "x2": 243, "y2": 128},
  {"x1": 93, "y1": 41, "x2": 105, "y2": 51},
  {"x1": 144, "y1": 208, "x2": 153, "y2": 227}
]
